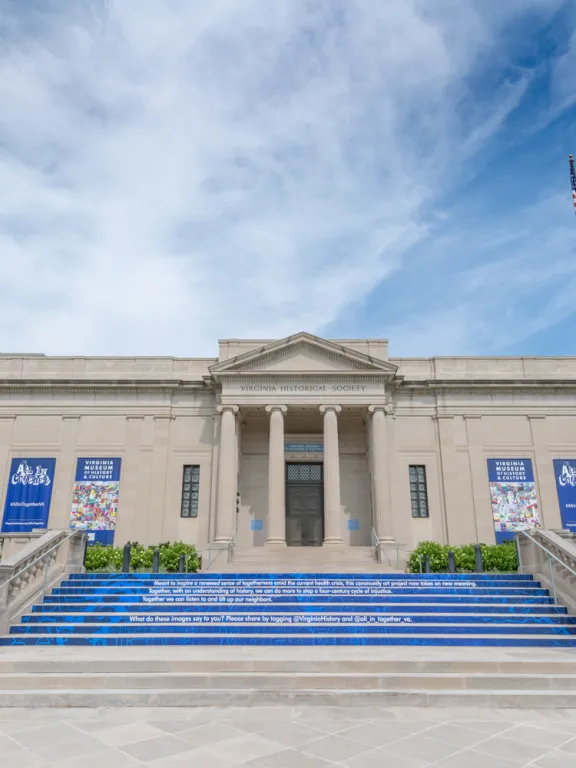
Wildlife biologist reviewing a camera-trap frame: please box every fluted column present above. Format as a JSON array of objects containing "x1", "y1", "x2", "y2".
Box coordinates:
[
  {"x1": 265, "y1": 405, "x2": 288, "y2": 545},
  {"x1": 369, "y1": 405, "x2": 393, "y2": 543},
  {"x1": 214, "y1": 405, "x2": 239, "y2": 542},
  {"x1": 320, "y1": 404, "x2": 343, "y2": 545}
]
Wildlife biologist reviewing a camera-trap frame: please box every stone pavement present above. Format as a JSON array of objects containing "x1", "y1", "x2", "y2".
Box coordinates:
[{"x1": 1, "y1": 704, "x2": 576, "y2": 768}]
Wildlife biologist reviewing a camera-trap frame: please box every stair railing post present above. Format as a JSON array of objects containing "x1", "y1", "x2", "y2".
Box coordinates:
[
  {"x1": 474, "y1": 544, "x2": 484, "y2": 573},
  {"x1": 178, "y1": 554, "x2": 185, "y2": 573},
  {"x1": 547, "y1": 552, "x2": 557, "y2": 604},
  {"x1": 122, "y1": 543, "x2": 131, "y2": 574},
  {"x1": 448, "y1": 550, "x2": 455, "y2": 574},
  {"x1": 424, "y1": 555, "x2": 431, "y2": 574},
  {"x1": 152, "y1": 548, "x2": 160, "y2": 574}
]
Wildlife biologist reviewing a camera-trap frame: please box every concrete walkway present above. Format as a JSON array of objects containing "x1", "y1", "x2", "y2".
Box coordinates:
[{"x1": 1, "y1": 703, "x2": 576, "y2": 767}]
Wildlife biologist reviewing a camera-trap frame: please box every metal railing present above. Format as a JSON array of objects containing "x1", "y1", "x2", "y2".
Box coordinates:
[
  {"x1": 370, "y1": 528, "x2": 379, "y2": 562},
  {"x1": 196, "y1": 527, "x2": 238, "y2": 571},
  {"x1": 516, "y1": 530, "x2": 576, "y2": 606},
  {"x1": 228, "y1": 526, "x2": 237, "y2": 564},
  {"x1": 371, "y1": 529, "x2": 419, "y2": 571}
]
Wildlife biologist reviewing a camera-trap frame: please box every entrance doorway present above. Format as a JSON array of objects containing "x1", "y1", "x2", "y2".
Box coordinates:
[{"x1": 285, "y1": 463, "x2": 324, "y2": 546}]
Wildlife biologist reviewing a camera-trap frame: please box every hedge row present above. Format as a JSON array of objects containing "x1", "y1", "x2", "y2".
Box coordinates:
[
  {"x1": 407, "y1": 540, "x2": 518, "y2": 573},
  {"x1": 84, "y1": 541, "x2": 199, "y2": 573}
]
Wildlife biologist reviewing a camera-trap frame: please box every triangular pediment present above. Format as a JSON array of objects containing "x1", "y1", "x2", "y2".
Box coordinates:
[{"x1": 209, "y1": 333, "x2": 398, "y2": 377}]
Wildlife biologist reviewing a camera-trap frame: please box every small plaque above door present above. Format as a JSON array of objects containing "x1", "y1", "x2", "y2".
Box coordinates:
[{"x1": 285, "y1": 444, "x2": 324, "y2": 453}]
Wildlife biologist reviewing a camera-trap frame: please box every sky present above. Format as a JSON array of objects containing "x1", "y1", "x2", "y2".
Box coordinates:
[{"x1": 1, "y1": 0, "x2": 575, "y2": 358}]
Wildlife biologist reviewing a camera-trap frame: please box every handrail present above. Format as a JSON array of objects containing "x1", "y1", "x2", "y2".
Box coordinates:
[
  {"x1": 194, "y1": 546, "x2": 227, "y2": 571},
  {"x1": 517, "y1": 529, "x2": 576, "y2": 604},
  {"x1": 370, "y1": 528, "x2": 379, "y2": 562},
  {"x1": 371, "y1": 529, "x2": 418, "y2": 570},
  {"x1": 227, "y1": 526, "x2": 237, "y2": 564},
  {"x1": 3, "y1": 530, "x2": 82, "y2": 587}
]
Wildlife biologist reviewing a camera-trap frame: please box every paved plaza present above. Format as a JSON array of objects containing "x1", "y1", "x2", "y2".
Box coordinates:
[{"x1": 1, "y1": 704, "x2": 576, "y2": 768}]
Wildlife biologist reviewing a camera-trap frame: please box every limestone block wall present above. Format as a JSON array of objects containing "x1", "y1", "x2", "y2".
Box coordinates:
[
  {"x1": 390, "y1": 398, "x2": 576, "y2": 550},
  {"x1": 0, "y1": 387, "x2": 216, "y2": 550}
]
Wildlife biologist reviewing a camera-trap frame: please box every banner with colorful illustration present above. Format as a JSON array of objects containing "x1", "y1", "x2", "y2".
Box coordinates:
[
  {"x1": 70, "y1": 458, "x2": 122, "y2": 546},
  {"x1": 554, "y1": 459, "x2": 576, "y2": 534},
  {"x1": 487, "y1": 459, "x2": 541, "y2": 543},
  {"x1": 2, "y1": 458, "x2": 56, "y2": 533}
]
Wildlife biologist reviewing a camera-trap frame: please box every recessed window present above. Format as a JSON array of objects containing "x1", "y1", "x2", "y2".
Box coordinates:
[
  {"x1": 409, "y1": 465, "x2": 429, "y2": 518},
  {"x1": 181, "y1": 465, "x2": 200, "y2": 518}
]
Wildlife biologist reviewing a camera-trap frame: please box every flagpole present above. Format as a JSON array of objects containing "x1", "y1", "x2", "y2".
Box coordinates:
[{"x1": 570, "y1": 154, "x2": 576, "y2": 217}]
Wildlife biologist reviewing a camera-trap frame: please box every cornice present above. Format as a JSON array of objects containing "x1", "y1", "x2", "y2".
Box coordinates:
[
  {"x1": 400, "y1": 380, "x2": 576, "y2": 395},
  {"x1": 0, "y1": 379, "x2": 215, "y2": 396}
]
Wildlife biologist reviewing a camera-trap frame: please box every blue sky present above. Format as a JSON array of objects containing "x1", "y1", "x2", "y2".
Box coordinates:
[{"x1": 1, "y1": 0, "x2": 575, "y2": 357}]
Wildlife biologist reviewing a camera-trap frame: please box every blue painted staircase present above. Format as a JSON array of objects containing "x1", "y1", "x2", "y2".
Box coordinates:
[{"x1": 2, "y1": 571, "x2": 576, "y2": 647}]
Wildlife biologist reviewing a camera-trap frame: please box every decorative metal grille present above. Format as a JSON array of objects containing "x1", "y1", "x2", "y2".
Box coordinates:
[
  {"x1": 409, "y1": 465, "x2": 429, "y2": 518},
  {"x1": 286, "y1": 463, "x2": 323, "y2": 483},
  {"x1": 181, "y1": 465, "x2": 200, "y2": 518}
]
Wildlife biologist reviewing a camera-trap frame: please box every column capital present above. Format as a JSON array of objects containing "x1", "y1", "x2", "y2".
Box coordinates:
[
  {"x1": 319, "y1": 405, "x2": 342, "y2": 414},
  {"x1": 368, "y1": 404, "x2": 393, "y2": 416},
  {"x1": 265, "y1": 405, "x2": 288, "y2": 414},
  {"x1": 216, "y1": 404, "x2": 239, "y2": 414}
]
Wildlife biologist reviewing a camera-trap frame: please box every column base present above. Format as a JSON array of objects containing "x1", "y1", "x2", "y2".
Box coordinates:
[
  {"x1": 265, "y1": 539, "x2": 287, "y2": 548},
  {"x1": 323, "y1": 538, "x2": 344, "y2": 547},
  {"x1": 212, "y1": 537, "x2": 232, "y2": 546}
]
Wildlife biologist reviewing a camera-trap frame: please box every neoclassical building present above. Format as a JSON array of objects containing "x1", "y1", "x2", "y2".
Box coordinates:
[{"x1": 1, "y1": 332, "x2": 575, "y2": 560}]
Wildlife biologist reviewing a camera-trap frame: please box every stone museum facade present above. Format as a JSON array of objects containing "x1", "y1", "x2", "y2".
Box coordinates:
[{"x1": 1, "y1": 332, "x2": 575, "y2": 556}]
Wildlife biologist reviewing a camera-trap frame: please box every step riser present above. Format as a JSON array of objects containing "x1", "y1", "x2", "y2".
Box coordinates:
[
  {"x1": 69, "y1": 573, "x2": 537, "y2": 580},
  {"x1": 3, "y1": 661, "x2": 576, "y2": 674},
  {"x1": 4, "y1": 637, "x2": 576, "y2": 646},
  {"x1": 1, "y1": 690, "x2": 576, "y2": 707},
  {"x1": 41, "y1": 597, "x2": 557, "y2": 605},
  {"x1": 3, "y1": 674, "x2": 576, "y2": 691},
  {"x1": 22, "y1": 615, "x2": 574, "y2": 625},
  {"x1": 51, "y1": 588, "x2": 550, "y2": 596},
  {"x1": 30, "y1": 606, "x2": 568, "y2": 615},
  {"x1": 11, "y1": 625, "x2": 576, "y2": 635}
]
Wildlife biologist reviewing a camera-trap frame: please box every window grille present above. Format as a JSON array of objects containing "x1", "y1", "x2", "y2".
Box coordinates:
[
  {"x1": 181, "y1": 465, "x2": 200, "y2": 518},
  {"x1": 286, "y1": 464, "x2": 323, "y2": 483},
  {"x1": 409, "y1": 465, "x2": 429, "y2": 518}
]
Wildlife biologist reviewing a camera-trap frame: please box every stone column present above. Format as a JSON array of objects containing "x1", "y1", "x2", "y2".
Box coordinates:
[
  {"x1": 368, "y1": 405, "x2": 394, "y2": 543},
  {"x1": 265, "y1": 405, "x2": 287, "y2": 546},
  {"x1": 320, "y1": 405, "x2": 343, "y2": 545},
  {"x1": 214, "y1": 405, "x2": 239, "y2": 543},
  {"x1": 529, "y1": 415, "x2": 561, "y2": 529}
]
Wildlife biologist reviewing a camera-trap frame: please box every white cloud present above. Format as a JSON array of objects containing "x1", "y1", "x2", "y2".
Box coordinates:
[
  {"x1": 386, "y1": 192, "x2": 576, "y2": 356},
  {"x1": 0, "y1": 0, "x2": 567, "y2": 355}
]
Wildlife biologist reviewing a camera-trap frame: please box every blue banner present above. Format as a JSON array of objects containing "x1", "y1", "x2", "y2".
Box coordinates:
[
  {"x1": 554, "y1": 459, "x2": 576, "y2": 534},
  {"x1": 487, "y1": 459, "x2": 541, "y2": 543},
  {"x1": 70, "y1": 458, "x2": 122, "y2": 546},
  {"x1": 2, "y1": 458, "x2": 56, "y2": 533}
]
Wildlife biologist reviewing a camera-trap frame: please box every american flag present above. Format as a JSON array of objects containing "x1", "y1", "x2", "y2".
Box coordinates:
[{"x1": 570, "y1": 155, "x2": 576, "y2": 216}]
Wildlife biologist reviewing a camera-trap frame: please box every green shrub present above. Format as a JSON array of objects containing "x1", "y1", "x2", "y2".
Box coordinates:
[
  {"x1": 407, "y1": 541, "x2": 449, "y2": 573},
  {"x1": 407, "y1": 540, "x2": 518, "y2": 573},
  {"x1": 84, "y1": 541, "x2": 199, "y2": 573},
  {"x1": 84, "y1": 544, "x2": 117, "y2": 572}
]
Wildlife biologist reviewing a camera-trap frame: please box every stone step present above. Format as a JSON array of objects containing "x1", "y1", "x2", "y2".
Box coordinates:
[
  {"x1": 2, "y1": 657, "x2": 576, "y2": 674},
  {"x1": 220, "y1": 547, "x2": 394, "y2": 573},
  {"x1": 2, "y1": 688, "x2": 576, "y2": 708},
  {"x1": 3, "y1": 671, "x2": 576, "y2": 691},
  {"x1": 4, "y1": 633, "x2": 576, "y2": 646}
]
